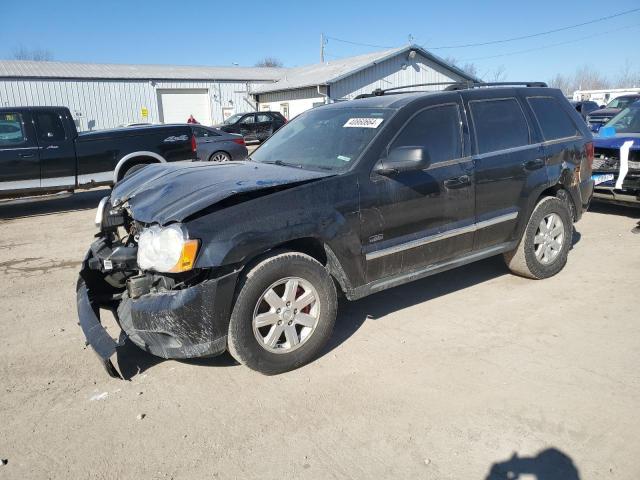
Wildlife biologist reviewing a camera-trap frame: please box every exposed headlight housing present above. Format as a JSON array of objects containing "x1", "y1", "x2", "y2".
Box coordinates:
[{"x1": 137, "y1": 224, "x2": 199, "y2": 273}]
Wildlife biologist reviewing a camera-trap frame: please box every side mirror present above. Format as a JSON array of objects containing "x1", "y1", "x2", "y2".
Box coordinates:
[{"x1": 375, "y1": 146, "x2": 430, "y2": 175}]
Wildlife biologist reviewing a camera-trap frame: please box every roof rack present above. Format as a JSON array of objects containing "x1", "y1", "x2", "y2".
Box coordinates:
[{"x1": 354, "y1": 81, "x2": 548, "y2": 99}]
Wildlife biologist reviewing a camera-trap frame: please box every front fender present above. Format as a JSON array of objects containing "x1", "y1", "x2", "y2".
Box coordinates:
[{"x1": 185, "y1": 173, "x2": 364, "y2": 286}]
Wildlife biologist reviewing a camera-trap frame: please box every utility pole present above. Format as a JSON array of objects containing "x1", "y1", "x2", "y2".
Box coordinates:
[{"x1": 320, "y1": 33, "x2": 325, "y2": 63}]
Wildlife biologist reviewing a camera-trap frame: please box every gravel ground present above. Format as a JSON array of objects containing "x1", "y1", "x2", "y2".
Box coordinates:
[{"x1": 0, "y1": 191, "x2": 638, "y2": 480}]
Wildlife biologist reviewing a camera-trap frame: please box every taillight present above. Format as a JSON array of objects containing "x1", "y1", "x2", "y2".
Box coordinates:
[
  {"x1": 191, "y1": 135, "x2": 197, "y2": 153},
  {"x1": 233, "y1": 138, "x2": 245, "y2": 145},
  {"x1": 585, "y1": 141, "x2": 594, "y2": 170}
]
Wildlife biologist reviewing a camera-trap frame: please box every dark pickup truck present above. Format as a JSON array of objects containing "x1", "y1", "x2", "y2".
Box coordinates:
[{"x1": 0, "y1": 106, "x2": 196, "y2": 199}]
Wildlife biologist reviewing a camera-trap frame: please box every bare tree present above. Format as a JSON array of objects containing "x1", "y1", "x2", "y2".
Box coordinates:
[
  {"x1": 11, "y1": 46, "x2": 54, "y2": 61},
  {"x1": 486, "y1": 65, "x2": 506, "y2": 82},
  {"x1": 548, "y1": 73, "x2": 574, "y2": 96},
  {"x1": 254, "y1": 57, "x2": 283, "y2": 68},
  {"x1": 614, "y1": 59, "x2": 640, "y2": 88},
  {"x1": 443, "y1": 56, "x2": 480, "y2": 79},
  {"x1": 572, "y1": 65, "x2": 610, "y2": 91}
]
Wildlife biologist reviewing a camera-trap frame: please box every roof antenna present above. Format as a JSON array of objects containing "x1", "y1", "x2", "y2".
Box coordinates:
[{"x1": 408, "y1": 34, "x2": 414, "y2": 45}]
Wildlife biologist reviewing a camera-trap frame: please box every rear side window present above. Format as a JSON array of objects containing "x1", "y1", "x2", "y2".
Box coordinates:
[
  {"x1": 193, "y1": 127, "x2": 218, "y2": 138},
  {"x1": 527, "y1": 97, "x2": 579, "y2": 141},
  {"x1": 470, "y1": 98, "x2": 530, "y2": 154},
  {"x1": 34, "y1": 112, "x2": 66, "y2": 142},
  {"x1": 0, "y1": 112, "x2": 26, "y2": 147},
  {"x1": 390, "y1": 104, "x2": 463, "y2": 164}
]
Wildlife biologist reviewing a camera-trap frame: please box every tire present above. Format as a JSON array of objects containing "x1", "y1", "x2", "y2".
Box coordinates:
[
  {"x1": 227, "y1": 251, "x2": 337, "y2": 374},
  {"x1": 209, "y1": 151, "x2": 231, "y2": 162},
  {"x1": 504, "y1": 196, "x2": 573, "y2": 279},
  {"x1": 121, "y1": 163, "x2": 149, "y2": 180}
]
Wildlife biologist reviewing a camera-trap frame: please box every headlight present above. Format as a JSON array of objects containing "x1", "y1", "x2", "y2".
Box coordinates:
[{"x1": 137, "y1": 224, "x2": 199, "y2": 273}]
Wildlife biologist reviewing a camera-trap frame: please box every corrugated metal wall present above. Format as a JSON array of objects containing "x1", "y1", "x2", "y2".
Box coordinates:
[
  {"x1": 257, "y1": 87, "x2": 321, "y2": 103},
  {"x1": 330, "y1": 52, "x2": 467, "y2": 100},
  {"x1": 0, "y1": 78, "x2": 269, "y2": 130}
]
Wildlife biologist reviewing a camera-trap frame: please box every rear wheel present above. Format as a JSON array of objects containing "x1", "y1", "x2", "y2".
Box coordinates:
[
  {"x1": 227, "y1": 251, "x2": 337, "y2": 374},
  {"x1": 209, "y1": 151, "x2": 231, "y2": 162},
  {"x1": 504, "y1": 196, "x2": 573, "y2": 279},
  {"x1": 120, "y1": 162, "x2": 150, "y2": 181}
]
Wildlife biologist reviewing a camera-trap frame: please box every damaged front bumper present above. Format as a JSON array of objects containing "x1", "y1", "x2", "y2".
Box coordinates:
[{"x1": 77, "y1": 241, "x2": 238, "y2": 378}]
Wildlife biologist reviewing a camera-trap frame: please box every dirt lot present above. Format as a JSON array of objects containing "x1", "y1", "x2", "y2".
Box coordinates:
[{"x1": 0, "y1": 191, "x2": 638, "y2": 480}]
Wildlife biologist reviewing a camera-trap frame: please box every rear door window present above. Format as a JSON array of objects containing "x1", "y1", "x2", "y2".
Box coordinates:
[
  {"x1": 527, "y1": 96, "x2": 579, "y2": 141},
  {"x1": 469, "y1": 98, "x2": 530, "y2": 154},
  {"x1": 256, "y1": 114, "x2": 272, "y2": 123},
  {"x1": 193, "y1": 127, "x2": 218, "y2": 138},
  {"x1": 34, "y1": 111, "x2": 66, "y2": 142},
  {"x1": 0, "y1": 112, "x2": 27, "y2": 147},
  {"x1": 390, "y1": 103, "x2": 463, "y2": 164}
]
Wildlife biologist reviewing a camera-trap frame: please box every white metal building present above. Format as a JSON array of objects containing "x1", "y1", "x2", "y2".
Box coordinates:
[
  {"x1": 251, "y1": 45, "x2": 478, "y2": 118},
  {"x1": 0, "y1": 45, "x2": 476, "y2": 130},
  {"x1": 0, "y1": 62, "x2": 282, "y2": 130}
]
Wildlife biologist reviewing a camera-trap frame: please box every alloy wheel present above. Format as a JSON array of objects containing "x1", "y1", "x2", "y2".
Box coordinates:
[
  {"x1": 533, "y1": 213, "x2": 565, "y2": 265},
  {"x1": 252, "y1": 277, "x2": 320, "y2": 353}
]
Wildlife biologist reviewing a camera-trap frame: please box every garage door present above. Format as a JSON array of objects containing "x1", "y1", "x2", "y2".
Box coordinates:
[{"x1": 158, "y1": 89, "x2": 211, "y2": 124}]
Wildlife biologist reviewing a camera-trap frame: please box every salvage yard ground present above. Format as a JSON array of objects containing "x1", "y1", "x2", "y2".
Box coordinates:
[{"x1": 0, "y1": 191, "x2": 638, "y2": 479}]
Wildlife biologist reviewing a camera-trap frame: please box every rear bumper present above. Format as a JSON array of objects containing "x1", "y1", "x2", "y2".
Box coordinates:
[{"x1": 76, "y1": 246, "x2": 238, "y2": 378}]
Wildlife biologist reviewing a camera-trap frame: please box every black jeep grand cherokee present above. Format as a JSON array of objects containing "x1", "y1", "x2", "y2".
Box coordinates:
[{"x1": 78, "y1": 82, "x2": 594, "y2": 377}]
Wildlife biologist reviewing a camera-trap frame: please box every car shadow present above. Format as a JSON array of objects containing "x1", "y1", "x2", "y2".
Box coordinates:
[
  {"x1": 589, "y1": 201, "x2": 640, "y2": 218},
  {"x1": 484, "y1": 448, "x2": 580, "y2": 480},
  {"x1": 321, "y1": 254, "x2": 509, "y2": 356},
  {"x1": 0, "y1": 188, "x2": 109, "y2": 220},
  {"x1": 115, "y1": 334, "x2": 238, "y2": 380}
]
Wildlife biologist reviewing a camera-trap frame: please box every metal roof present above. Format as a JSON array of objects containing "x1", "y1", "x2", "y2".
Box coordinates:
[
  {"x1": 250, "y1": 45, "x2": 479, "y2": 94},
  {"x1": 0, "y1": 60, "x2": 283, "y2": 81}
]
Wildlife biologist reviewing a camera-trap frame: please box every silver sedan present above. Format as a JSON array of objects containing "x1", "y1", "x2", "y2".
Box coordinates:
[{"x1": 193, "y1": 125, "x2": 249, "y2": 162}]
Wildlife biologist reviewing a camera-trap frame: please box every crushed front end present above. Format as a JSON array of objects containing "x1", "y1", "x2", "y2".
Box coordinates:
[
  {"x1": 77, "y1": 196, "x2": 238, "y2": 378},
  {"x1": 592, "y1": 140, "x2": 640, "y2": 207}
]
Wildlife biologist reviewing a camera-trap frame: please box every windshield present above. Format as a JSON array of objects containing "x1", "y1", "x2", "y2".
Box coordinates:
[
  {"x1": 251, "y1": 106, "x2": 392, "y2": 172},
  {"x1": 606, "y1": 96, "x2": 639, "y2": 109},
  {"x1": 605, "y1": 104, "x2": 640, "y2": 133},
  {"x1": 223, "y1": 113, "x2": 243, "y2": 125}
]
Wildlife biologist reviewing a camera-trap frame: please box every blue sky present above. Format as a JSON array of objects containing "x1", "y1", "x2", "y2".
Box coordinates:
[{"x1": 1, "y1": 0, "x2": 639, "y2": 82}]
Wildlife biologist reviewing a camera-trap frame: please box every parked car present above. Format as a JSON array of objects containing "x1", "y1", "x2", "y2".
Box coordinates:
[
  {"x1": 586, "y1": 94, "x2": 640, "y2": 132},
  {"x1": 193, "y1": 125, "x2": 248, "y2": 162},
  {"x1": 569, "y1": 100, "x2": 599, "y2": 120},
  {"x1": 217, "y1": 111, "x2": 286, "y2": 142},
  {"x1": 591, "y1": 100, "x2": 640, "y2": 206},
  {"x1": 77, "y1": 82, "x2": 593, "y2": 378},
  {"x1": 0, "y1": 107, "x2": 196, "y2": 199}
]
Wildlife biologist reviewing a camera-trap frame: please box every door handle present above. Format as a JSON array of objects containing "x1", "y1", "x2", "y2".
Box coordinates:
[
  {"x1": 443, "y1": 175, "x2": 471, "y2": 189},
  {"x1": 45, "y1": 145, "x2": 60, "y2": 150},
  {"x1": 19, "y1": 152, "x2": 35, "y2": 158},
  {"x1": 523, "y1": 158, "x2": 545, "y2": 170}
]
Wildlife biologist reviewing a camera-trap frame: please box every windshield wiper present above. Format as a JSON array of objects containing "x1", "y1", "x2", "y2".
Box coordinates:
[{"x1": 262, "y1": 160, "x2": 303, "y2": 168}]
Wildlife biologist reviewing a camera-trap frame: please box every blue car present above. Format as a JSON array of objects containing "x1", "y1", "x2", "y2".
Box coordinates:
[{"x1": 591, "y1": 100, "x2": 640, "y2": 206}]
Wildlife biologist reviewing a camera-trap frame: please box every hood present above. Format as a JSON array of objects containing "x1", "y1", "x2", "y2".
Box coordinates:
[
  {"x1": 110, "y1": 161, "x2": 333, "y2": 225},
  {"x1": 588, "y1": 107, "x2": 620, "y2": 117},
  {"x1": 594, "y1": 133, "x2": 640, "y2": 150}
]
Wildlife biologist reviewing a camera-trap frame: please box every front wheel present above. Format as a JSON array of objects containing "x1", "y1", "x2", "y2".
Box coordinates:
[
  {"x1": 227, "y1": 251, "x2": 337, "y2": 374},
  {"x1": 504, "y1": 196, "x2": 573, "y2": 279}
]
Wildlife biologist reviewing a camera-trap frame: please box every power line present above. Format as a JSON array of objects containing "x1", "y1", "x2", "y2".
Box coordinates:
[
  {"x1": 325, "y1": 36, "x2": 397, "y2": 50},
  {"x1": 423, "y1": 7, "x2": 640, "y2": 49},
  {"x1": 459, "y1": 23, "x2": 640, "y2": 62}
]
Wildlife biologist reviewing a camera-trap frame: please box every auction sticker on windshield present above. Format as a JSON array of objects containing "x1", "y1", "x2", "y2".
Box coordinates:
[{"x1": 343, "y1": 118, "x2": 384, "y2": 128}]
